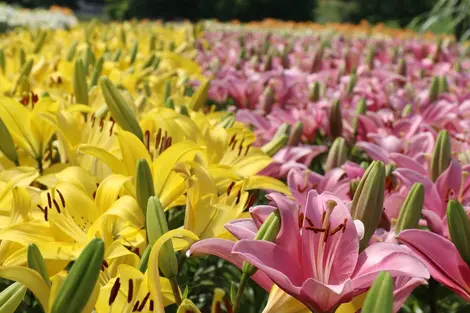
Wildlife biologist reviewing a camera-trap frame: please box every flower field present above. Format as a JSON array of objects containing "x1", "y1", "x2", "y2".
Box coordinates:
[{"x1": 0, "y1": 10, "x2": 470, "y2": 313}]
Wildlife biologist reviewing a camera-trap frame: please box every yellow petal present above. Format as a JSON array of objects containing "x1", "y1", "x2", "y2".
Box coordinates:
[
  {"x1": 335, "y1": 293, "x2": 367, "y2": 313},
  {"x1": 244, "y1": 175, "x2": 290, "y2": 195},
  {"x1": 262, "y1": 285, "x2": 309, "y2": 313},
  {"x1": 78, "y1": 145, "x2": 127, "y2": 176},
  {"x1": 95, "y1": 174, "x2": 130, "y2": 213},
  {"x1": 148, "y1": 229, "x2": 199, "y2": 313},
  {"x1": 116, "y1": 131, "x2": 151, "y2": 177},
  {"x1": 0, "y1": 266, "x2": 50, "y2": 311}
]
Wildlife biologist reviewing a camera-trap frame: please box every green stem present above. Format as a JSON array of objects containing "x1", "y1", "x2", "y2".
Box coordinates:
[
  {"x1": 169, "y1": 276, "x2": 182, "y2": 306},
  {"x1": 429, "y1": 278, "x2": 438, "y2": 313},
  {"x1": 233, "y1": 273, "x2": 249, "y2": 313}
]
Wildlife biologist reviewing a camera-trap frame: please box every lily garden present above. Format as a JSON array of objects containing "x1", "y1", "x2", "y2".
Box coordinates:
[{"x1": 0, "y1": 3, "x2": 470, "y2": 313}]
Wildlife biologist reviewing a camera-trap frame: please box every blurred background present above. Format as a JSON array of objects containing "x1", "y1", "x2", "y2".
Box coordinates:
[{"x1": 2, "y1": 0, "x2": 470, "y2": 39}]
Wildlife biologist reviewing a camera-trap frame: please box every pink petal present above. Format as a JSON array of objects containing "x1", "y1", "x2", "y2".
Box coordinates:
[
  {"x1": 188, "y1": 238, "x2": 274, "y2": 291},
  {"x1": 299, "y1": 278, "x2": 354, "y2": 313},
  {"x1": 351, "y1": 242, "x2": 429, "y2": 292},
  {"x1": 392, "y1": 277, "x2": 427, "y2": 313},
  {"x1": 389, "y1": 153, "x2": 427, "y2": 176},
  {"x1": 436, "y1": 159, "x2": 462, "y2": 198},
  {"x1": 397, "y1": 229, "x2": 470, "y2": 301},
  {"x1": 356, "y1": 142, "x2": 390, "y2": 163},
  {"x1": 232, "y1": 240, "x2": 303, "y2": 290},
  {"x1": 225, "y1": 219, "x2": 258, "y2": 240}
]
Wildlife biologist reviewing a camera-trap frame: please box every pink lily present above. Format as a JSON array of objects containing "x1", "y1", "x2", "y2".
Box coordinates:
[
  {"x1": 259, "y1": 145, "x2": 327, "y2": 179},
  {"x1": 231, "y1": 191, "x2": 429, "y2": 313},
  {"x1": 398, "y1": 229, "x2": 470, "y2": 302}
]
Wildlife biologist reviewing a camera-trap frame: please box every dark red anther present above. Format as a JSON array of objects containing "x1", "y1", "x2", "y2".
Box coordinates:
[
  {"x1": 305, "y1": 216, "x2": 314, "y2": 227},
  {"x1": 144, "y1": 130, "x2": 150, "y2": 150},
  {"x1": 37, "y1": 204, "x2": 45, "y2": 212},
  {"x1": 109, "y1": 277, "x2": 121, "y2": 306},
  {"x1": 321, "y1": 211, "x2": 326, "y2": 225},
  {"x1": 109, "y1": 119, "x2": 116, "y2": 136},
  {"x1": 31, "y1": 92, "x2": 38, "y2": 104},
  {"x1": 47, "y1": 192, "x2": 52, "y2": 208},
  {"x1": 229, "y1": 134, "x2": 236, "y2": 146},
  {"x1": 21, "y1": 95, "x2": 29, "y2": 105},
  {"x1": 297, "y1": 182, "x2": 309, "y2": 193},
  {"x1": 224, "y1": 298, "x2": 233, "y2": 313},
  {"x1": 128, "y1": 279, "x2": 134, "y2": 303},
  {"x1": 323, "y1": 222, "x2": 331, "y2": 243},
  {"x1": 298, "y1": 212, "x2": 304, "y2": 228},
  {"x1": 155, "y1": 128, "x2": 162, "y2": 151},
  {"x1": 226, "y1": 181, "x2": 235, "y2": 196},
  {"x1": 235, "y1": 190, "x2": 241, "y2": 205},
  {"x1": 132, "y1": 301, "x2": 140, "y2": 312},
  {"x1": 44, "y1": 207, "x2": 48, "y2": 221},
  {"x1": 91, "y1": 114, "x2": 96, "y2": 127},
  {"x1": 52, "y1": 199, "x2": 61, "y2": 213},
  {"x1": 238, "y1": 138, "x2": 245, "y2": 156},
  {"x1": 304, "y1": 226, "x2": 326, "y2": 233},
  {"x1": 56, "y1": 189, "x2": 66, "y2": 207},
  {"x1": 330, "y1": 223, "x2": 344, "y2": 236},
  {"x1": 245, "y1": 193, "x2": 256, "y2": 210},
  {"x1": 165, "y1": 137, "x2": 172, "y2": 150},
  {"x1": 149, "y1": 300, "x2": 154, "y2": 311},
  {"x1": 137, "y1": 292, "x2": 150, "y2": 311},
  {"x1": 99, "y1": 118, "x2": 105, "y2": 131},
  {"x1": 342, "y1": 218, "x2": 347, "y2": 233},
  {"x1": 244, "y1": 144, "x2": 251, "y2": 156},
  {"x1": 57, "y1": 76, "x2": 62, "y2": 84}
]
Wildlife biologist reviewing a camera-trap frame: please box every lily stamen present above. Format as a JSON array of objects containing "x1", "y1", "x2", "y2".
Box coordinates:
[
  {"x1": 137, "y1": 292, "x2": 150, "y2": 311},
  {"x1": 155, "y1": 128, "x2": 162, "y2": 151},
  {"x1": 128, "y1": 279, "x2": 134, "y2": 303},
  {"x1": 109, "y1": 117, "x2": 115, "y2": 136},
  {"x1": 305, "y1": 226, "x2": 326, "y2": 233},
  {"x1": 227, "y1": 181, "x2": 235, "y2": 195},
  {"x1": 52, "y1": 199, "x2": 61, "y2": 213},
  {"x1": 235, "y1": 190, "x2": 241, "y2": 205},
  {"x1": 229, "y1": 134, "x2": 236, "y2": 146},
  {"x1": 329, "y1": 223, "x2": 344, "y2": 236},
  {"x1": 298, "y1": 213, "x2": 305, "y2": 228},
  {"x1": 144, "y1": 130, "x2": 150, "y2": 150},
  {"x1": 37, "y1": 204, "x2": 45, "y2": 212},
  {"x1": 244, "y1": 144, "x2": 251, "y2": 156},
  {"x1": 108, "y1": 277, "x2": 120, "y2": 306},
  {"x1": 149, "y1": 300, "x2": 154, "y2": 311},
  {"x1": 132, "y1": 301, "x2": 140, "y2": 312},
  {"x1": 91, "y1": 114, "x2": 96, "y2": 127},
  {"x1": 245, "y1": 193, "x2": 256, "y2": 209},
  {"x1": 342, "y1": 218, "x2": 347, "y2": 233},
  {"x1": 47, "y1": 192, "x2": 52, "y2": 208},
  {"x1": 56, "y1": 189, "x2": 66, "y2": 207}
]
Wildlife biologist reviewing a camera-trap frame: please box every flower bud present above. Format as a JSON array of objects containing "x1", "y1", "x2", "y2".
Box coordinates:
[
  {"x1": 165, "y1": 98, "x2": 175, "y2": 110},
  {"x1": 0, "y1": 282, "x2": 27, "y2": 313},
  {"x1": 367, "y1": 45, "x2": 376, "y2": 70},
  {"x1": 112, "y1": 49, "x2": 122, "y2": 62},
  {"x1": 82, "y1": 45, "x2": 95, "y2": 75},
  {"x1": 180, "y1": 105, "x2": 190, "y2": 116},
  {"x1": 66, "y1": 40, "x2": 78, "y2": 61},
  {"x1": 27, "y1": 244, "x2": 51, "y2": 286},
  {"x1": 130, "y1": 41, "x2": 138, "y2": 65},
  {"x1": 428, "y1": 76, "x2": 440, "y2": 102},
  {"x1": 349, "y1": 179, "x2": 360, "y2": 199},
  {"x1": 351, "y1": 161, "x2": 386, "y2": 251},
  {"x1": 33, "y1": 30, "x2": 47, "y2": 54},
  {"x1": 311, "y1": 45, "x2": 324, "y2": 73},
  {"x1": 73, "y1": 60, "x2": 88, "y2": 106},
  {"x1": 447, "y1": 200, "x2": 470, "y2": 266},
  {"x1": 309, "y1": 82, "x2": 321, "y2": 102},
  {"x1": 219, "y1": 114, "x2": 235, "y2": 129},
  {"x1": 89, "y1": 56, "x2": 104, "y2": 89},
  {"x1": 439, "y1": 76, "x2": 449, "y2": 94},
  {"x1": 19, "y1": 49, "x2": 26, "y2": 66},
  {"x1": 454, "y1": 60, "x2": 462, "y2": 73},
  {"x1": 329, "y1": 99, "x2": 343, "y2": 139},
  {"x1": 136, "y1": 159, "x2": 155, "y2": 214},
  {"x1": 352, "y1": 98, "x2": 367, "y2": 133},
  {"x1": 164, "y1": 80, "x2": 172, "y2": 103},
  {"x1": 262, "y1": 135, "x2": 288, "y2": 157},
  {"x1": 395, "y1": 183, "x2": 424, "y2": 233},
  {"x1": 51, "y1": 238, "x2": 104, "y2": 313},
  {"x1": 430, "y1": 130, "x2": 451, "y2": 182},
  {"x1": 397, "y1": 58, "x2": 407, "y2": 76},
  {"x1": 99, "y1": 77, "x2": 143, "y2": 141},
  {"x1": 288, "y1": 122, "x2": 303, "y2": 146},
  {"x1": 401, "y1": 104, "x2": 412, "y2": 117},
  {"x1": 146, "y1": 196, "x2": 178, "y2": 278},
  {"x1": 0, "y1": 117, "x2": 19, "y2": 165},
  {"x1": 177, "y1": 299, "x2": 202, "y2": 313},
  {"x1": 261, "y1": 86, "x2": 275, "y2": 114},
  {"x1": 432, "y1": 37, "x2": 442, "y2": 63},
  {"x1": 346, "y1": 73, "x2": 357, "y2": 95},
  {"x1": 242, "y1": 210, "x2": 281, "y2": 276},
  {"x1": 325, "y1": 137, "x2": 347, "y2": 172},
  {"x1": 361, "y1": 272, "x2": 393, "y2": 313}
]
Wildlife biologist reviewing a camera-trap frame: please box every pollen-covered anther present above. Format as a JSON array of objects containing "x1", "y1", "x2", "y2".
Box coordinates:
[
  {"x1": 144, "y1": 130, "x2": 150, "y2": 150},
  {"x1": 298, "y1": 213, "x2": 305, "y2": 228},
  {"x1": 128, "y1": 279, "x2": 134, "y2": 303},
  {"x1": 226, "y1": 181, "x2": 235, "y2": 195},
  {"x1": 109, "y1": 277, "x2": 121, "y2": 306}
]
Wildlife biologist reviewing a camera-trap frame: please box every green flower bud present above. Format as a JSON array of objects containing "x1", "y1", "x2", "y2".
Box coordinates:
[
  {"x1": 309, "y1": 82, "x2": 321, "y2": 102},
  {"x1": 395, "y1": 183, "x2": 424, "y2": 233},
  {"x1": 12, "y1": 59, "x2": 33, "y2": 95},
  {"x1": 351, "y1": 161, "x2": 386, "y2": 251},
  {"x1": 428, "y1": 76, "x2": 440, "y2": 102},
  {"x1": 432, "y1": 37, "x2": 442, "y2": 63},
  {"x1": 142, "y1": 54, "x2": 155, "y2": 69},
  {"x1": 219, "y1": 114, "x2": 236, "y2": 129},
  {"x1": 149, "y1": 33, "x2": 157, "y2": 52},
  {"x1": 311, "y1": 45, "x2": 324, "y2": 73},
  {"x1": 66, "y1": 40, "x2": 78, "y2": 62},
  {"x1": 346, "y1": 73, "x2": 357, "y2": 95},
  {"x1": 136, "y1": 159, "x2": 155, "y2": 214},
  {"x1": 153, "y1": 56, "x2": 161, "y2": 70},
  {"x1": 367, "y1": 45, "x2": 376, "y2": 70},
  {"x1": 165, "y1": 98, "x2": 175, "y2": 110},
  {"x1": 325, "y1": 137, "x2": 347, "y2": 172},
  {"x1": 164, "y1": 80, "x2": 172, "y2": 103},
  {"x1": 51, "y1": 238, "x2": 104, "y2": 313},
  {"x1": 19, "y1": 49, "x2": 26, "y2": 66},
  {"x1": 261, "y1": 86, "x2": 275, "y2": 114},
  {"x1": 112, "y1": 49, "x2": 122, "y2": 62},
  {"x1": 146, "y1": 196, "x2": 178, "y2": 278},
  {"x1": 27, "y1": 244, "x2": 51, "y2": 286},
  {"x1": 82, "y1": 45, "x2": 95, "y2": 75},
  {"x1": 33, "y1": 30, "x2": 47, "y2": 54},
  {"x1": 73, "y1": 60, "x2": 88, "y2": 105},
  {"x1": 0, "y1": 282, "x2": 27, "y2": 313},
  {"x1": 352, "y1": 98, "x2": 367, "y2": 133},
  {"x1": 439, "y1": 76, "x2": 449, "y2": 94},
  {"x1": 99, "y1": 77, "x2": 143, "y2": 141},
  {"x1": 129, "y1": 41, "x2": 138, "y2": 65},
  {"x1": 402, "y1": 104, "x2": 413, "y2": 117},
  {"x1": 447, "y1": 200, "x2": 470, "y2": 266},
  {"x1": 242, "y1": 210, "x2": 281, "y2": 276},
  {"x1": 329, "y1": 99, "x2": 343, "y2": 139},
  {"x1": 0, "y1": 117, "x2": 19, "y2": 166},
  {"x1": 398, "y1": 58, "x2": 407, "y2": 76},
  {"x1": 180, "y1": 105, "x2": 190, "y2": 116},
  {"x1": 120, "y1": 28, "x2": 127, "y2": 46},
  {"x1": 138, "y1": 245, "x2": 151, "y2": 273},
  {"x1": 89, "y1": 57, "x2": 104, "y2": 89},
  {"x1": 361, "y1": 272, "x2": 393, "y2": 313},
  {"x1": 349, "y1": 179, "x2": 360, "y2": 199},
  {"x1": 288, "y1": 122, "x2": 303, "y2": 146},
  {"x1": 430, "y1": 130, "x2": 451, "y2": 182},
  {"x1": 0, "y1": 49, "x2": 6, "y2": 74}
]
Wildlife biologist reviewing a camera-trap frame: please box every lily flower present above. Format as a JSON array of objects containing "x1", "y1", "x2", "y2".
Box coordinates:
[{"x1": 230, "y1": 191, "x2": 429, "y2": 313}]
